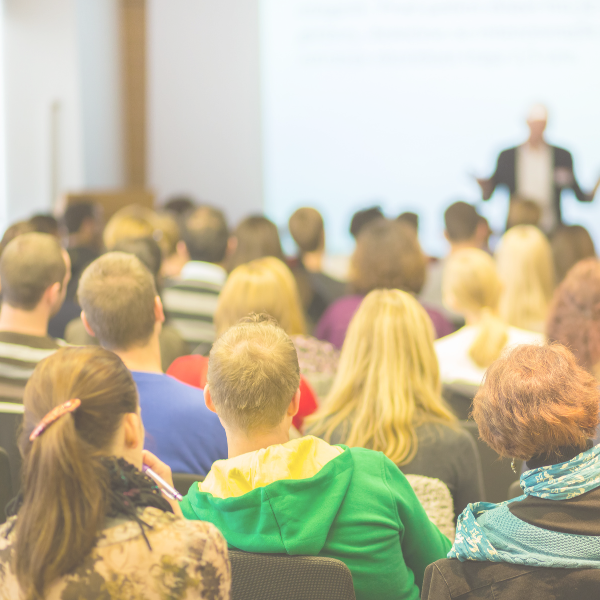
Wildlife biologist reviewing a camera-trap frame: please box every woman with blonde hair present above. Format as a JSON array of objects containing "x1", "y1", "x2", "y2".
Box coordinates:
[
  {"x1": 495, "y1": 224, "x2": 555, "y2": 333},
  {"x1": 308, "y1": 289, "x2": 483, "y2": 517},
  {"x1": 435, "y1": 248, "x2": 544, "y2": 386},
  {"x1": 168, "y1": 257, "x2": 340, "y2": 428}
]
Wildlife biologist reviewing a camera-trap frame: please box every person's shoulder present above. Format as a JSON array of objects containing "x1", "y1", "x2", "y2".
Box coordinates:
[
  {"x1": 506, "y1": 326, "x2": 545, "y2": 346},
  {"x1": 434, "y1": 326, "x2": 473, "y2": 350}
]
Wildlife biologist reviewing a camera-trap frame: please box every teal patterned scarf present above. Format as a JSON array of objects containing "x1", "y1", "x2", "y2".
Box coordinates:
[{"x1": 450, "y1": 444, "x2": 600, "y2": 568}]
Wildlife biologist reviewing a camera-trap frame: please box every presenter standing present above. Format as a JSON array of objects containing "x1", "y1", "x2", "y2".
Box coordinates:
[{"x1": 476, "y1": 104, "x2": 600, "y2": 233}]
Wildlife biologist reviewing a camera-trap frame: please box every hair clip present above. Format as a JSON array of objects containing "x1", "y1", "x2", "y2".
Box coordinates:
[{"x1": 29, "y1": 399, "x2": 81, "y2": 442}]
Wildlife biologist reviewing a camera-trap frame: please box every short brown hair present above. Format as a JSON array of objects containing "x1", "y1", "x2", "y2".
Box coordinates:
[
  {"x1": 207, "y1": 314, "x2": 300, "y2": 433},
  {"x1": 547, "y1": 258, "x2": 600, "y2": 374},
  {"x1": 78, "y1": 252, "x2": 157, "y2": 350},
  {"x1": 0, "y1": 232, "x2": 67, "y2": 310},
  {"x1": 472, "y1": 344, "x2": 600, "y2": 460},
  {"x1": 351, "y1": 219, "x2": 426, "y2": 294},
  {"x1": 289, "y1": 207, "x2": 324, "y2": 254}
]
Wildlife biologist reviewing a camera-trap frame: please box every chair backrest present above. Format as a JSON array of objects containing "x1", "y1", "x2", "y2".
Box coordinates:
[
  {"x1": 442, "y1": 383, "x2": 479, "y2": 420},
  {"x1": 0, "y1": 446, "x2": 12, "y2": 524},
  {"x1": 461, "y1": 420, "x2": 521, "y2": 503},
  {"x1": 405, "y1": 474, "x2": 455, "y2": 541},
  {"x1": 0, "y1": 403, "x2": 24, "y2": 494},
  {"x1": 229, "y1": 550, "x2": 356, "y2": 600},
  {"x1": 172, "y1": 472, "x2": 204, "y2": 497}
]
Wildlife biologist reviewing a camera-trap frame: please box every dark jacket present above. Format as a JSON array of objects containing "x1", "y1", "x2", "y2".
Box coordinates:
[
  {"x1": 422, "y1": 481, "x2": 600, "y2": 600},
  {"x1": 486, "y1": 145, "x2": 591, "y2": 225}
]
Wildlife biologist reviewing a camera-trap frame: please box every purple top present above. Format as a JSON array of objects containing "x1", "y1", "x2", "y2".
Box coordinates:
[{"x1": 315, "y1": 294, "x2": 454, "y2": 349}]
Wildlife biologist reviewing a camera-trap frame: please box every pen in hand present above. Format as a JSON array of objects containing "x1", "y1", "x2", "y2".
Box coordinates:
[{"x1": 142, "y1": 465, "x2": 183, "y2": 501}]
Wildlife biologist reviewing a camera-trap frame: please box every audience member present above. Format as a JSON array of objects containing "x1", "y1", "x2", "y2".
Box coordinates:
[
  {"x1": 547, "y1": 258, "x2": 600, "y2": 378},
  {"x1": 102, "y1": 205, "x2": 159, "y2": 251},
  {"x1": 495, "y1": 225, "x2": 555, "y2": 333},
  {"x1": 0, "y1": 220, "x2": 36, "y2": 256},
  {"x1": 288, "y1": 207, "x2": 346, "y2": 326},
  {"x1": 226, "y1": 214, "x2": 284, "y2": 272},
  {"x1": 162, "y1": 205, "x2": 230, "y2": 354},
  {"x1": 168, "y1": 257, "x2": 326, "y2": 427},
  {"x1": 308, "y1": 289, "x2": 484, "y2": 518},
  {"x1": 66, "y1": 237, "x2": 190, "y2": 371},
  {"x1": 551, "y1": 224, "x2": 596, "y2": 283},
  {"x1": 0, "y1": 233, "x2": 70, "y2": 403},
  {"x1": 420, "y1": 201, "x2": 488, "y2": 325},
  {"x1": 505, "y1": 195, "x2": 542, "y2": 229},
  {"x1": 178, "y1": 314, "x2": 451, "y2": 600},
  {"x1": 48, "y1": 201, "x2": 104, "y2": 339},
  {"x1": 435, "y1": 248, "x2": 543, "y2": 386},
  {"x1": 349, "y1": 205, "x2": 384, "y2": 238},
  {"x1": 397, "y1": 211, "x2": 419, "y2": 232},
  {"x1": 423, "y1": 344, "x2": 600, "y2": 600},
  {"x1": 0, "y1": 346, "x2": 230, "y2": 599},
  {"x1": 154, "y1": 211, "x2": 188, "y2": 279},
  {"x1": 77, "y1": 252, "x2": 227, "y2": 475},
  {"x1": 316, "y1": 219, "x2": 453, "y2": 348},
  {"x1": 163, "y1": 195, "x2": 196, "y2": 216},
  {"x1": 28, "y1": 213, "x2": 60, "y2": 237}
]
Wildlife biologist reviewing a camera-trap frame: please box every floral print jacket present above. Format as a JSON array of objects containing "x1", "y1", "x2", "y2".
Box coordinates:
[{"x1": 0, "y1": 507, "x2": 231, "y2": 600}]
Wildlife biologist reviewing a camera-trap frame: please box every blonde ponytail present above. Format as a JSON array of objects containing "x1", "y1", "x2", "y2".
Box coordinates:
[{"x1": 469, "y1": 307, "x2": 508, "y2": 368}]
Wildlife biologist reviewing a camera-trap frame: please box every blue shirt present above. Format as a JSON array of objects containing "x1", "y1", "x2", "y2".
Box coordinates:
[{"x1": 131, "y1": 371, "x2": 228, "y2": 476}]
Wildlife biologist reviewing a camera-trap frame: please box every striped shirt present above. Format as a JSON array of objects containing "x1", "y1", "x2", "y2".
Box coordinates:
[
  {"x1": 162, "y1": 261, "x2": 226, "y2": 353},
  {"x1": 0, "y1": 332, "x2": 65, "y2": 404}
]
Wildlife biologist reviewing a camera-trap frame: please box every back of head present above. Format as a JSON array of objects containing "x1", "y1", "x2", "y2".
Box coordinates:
[
  {"x1": 547, "y1": 258, "x2": 600, "y2": 375},
  {"x1": 112, "y1": 236, "x2": 163, "y2": 280},
  {"x1": 288, "y1": 207, "x2": 324, "y2": 255},
  {"x1": 163, "y1": 195, "x2": 196, "y2": 216},
  {"x1": 63, "y1": 201, "x2": 97, "y2": 235},
  {"x1": 309, "y1": 289, "x2": 455, "y2": 464},
  {"x1": 349, "y1": 206, "x2": 384, "y2": 239},
  {"x1": 78, "y1": 252, "x2": 157, "y2": 350},
  {"x1": 473, "y1": 343, "x2": 599, "y2": 460},
  {"x1": 207, "y1": 314, "x2": 300, "y2": 433},
  {"x1": 551, "y1": 225, "x2": 596, "y2": 283},
  {"x1": 495, "y1": 225, "x2": 555, "y2": 331},
  {"x1": 183, "y1": 205, "x2": 229, "y2": 263},
  {"x1": 444, "y1": 202, "x2": 479, "y2": 242},
  {"x1": 397, "y1": 212, "x2": 419, "y2": 232},
  {"x1": 0, "y1": 232, "x2": 67, "y2": 310},
  {"x1": 16, "y1": 346, "x2": 138, "y2": 600},
  {"x1": 29, "y1": 214, "x2": 59, "y2": 237},
  {"x1": 506, "y1": 196, "x2": 541, "y2": 229},
  {"x1": 443, "y1": 248, "x2": 507, "y2": 368},
  {"x1": 103, "y1": 205, "x2": 159, "y2": 251},
  {"x1": 215, "y1": 256, "x2": 306, "y2": 336},
  {"x1": 228, "y1": 215, "x2": 284, "y2": 271},
  {"x1": 352, "y1": 219, "x2": 426, "y2": 294},
  {"x1": 153, "y1": 211, "x2": 181, "y2": 258},
  {"x1": 0, "y1": 220, "x2": 37, "y2": 256}
]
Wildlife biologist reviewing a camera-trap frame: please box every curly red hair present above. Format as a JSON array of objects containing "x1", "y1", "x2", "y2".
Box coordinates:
[
  {"x1": 547, "y1": 258, "x2": 600, "y2": 374},
  {"x1": 472, "y1": 343, "x2": 599, "y2": 460}
]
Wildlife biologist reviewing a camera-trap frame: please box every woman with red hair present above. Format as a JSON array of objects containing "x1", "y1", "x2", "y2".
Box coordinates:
[{"x1": 422, "y1": 343, "x2": 600, "y2": 600}]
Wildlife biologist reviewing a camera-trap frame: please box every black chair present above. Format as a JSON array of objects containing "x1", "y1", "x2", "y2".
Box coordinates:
[
  {"x1": 0, "y1": 446, "x2": 12, "y2": 524},
  {"x1": 442, "y1": 383, "x2": 479, "y2": 421},
  {"x1": 172, "y1": 472, "x2": 204, "y2": 497},
  {"x1": 229, "y1": 550, "x2": 356, "y2": 600},
  {"x1": 0, "y1": 404, "x2": 23, "y2": 494},
  {"x1": 461, "y1": 420, "x2": 522, "y2": 503}
]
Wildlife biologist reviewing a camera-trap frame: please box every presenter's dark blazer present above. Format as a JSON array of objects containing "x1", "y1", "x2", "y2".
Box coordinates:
[{"x1": 485, "y1": 145, "x2": 591, "y2": 226}]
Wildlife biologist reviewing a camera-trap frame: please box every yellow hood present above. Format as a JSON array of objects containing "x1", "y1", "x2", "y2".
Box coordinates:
[{"x1": 199, "y1": 436, "x2": 344, "y2": 500}]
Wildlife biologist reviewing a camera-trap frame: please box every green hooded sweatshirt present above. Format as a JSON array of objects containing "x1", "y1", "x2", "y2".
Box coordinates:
[{"x1": 181, "y1": 436, "x2": 451, "y2": 600}]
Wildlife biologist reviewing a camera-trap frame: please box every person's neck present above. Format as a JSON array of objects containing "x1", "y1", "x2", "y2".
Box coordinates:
[
  {"x1": 449, "y1": 239, "x2": 477, "y2": 254},
  {"x1": 302, "y1": 250, "x2": 323, "y2": 273},
  {"x1": 526, "y1": 137, "x2": 547, "y2": 150},
  {"x1": 226, "y1": 426, "x2": 291, "y2": 459},
  {"x1": 463, "y1": 310, "x2": 482, "y2": 327},
  {"x1": 0, "y1": 303, "x2": 50, "y2": 337},
  {"x1": 112, "y1": 333, "x2": 163, "y2": 374}
]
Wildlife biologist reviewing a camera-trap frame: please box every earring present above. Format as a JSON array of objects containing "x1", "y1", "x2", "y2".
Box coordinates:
[{"x1": 511, "y1": 458, "x2": 517, "y2": 474}]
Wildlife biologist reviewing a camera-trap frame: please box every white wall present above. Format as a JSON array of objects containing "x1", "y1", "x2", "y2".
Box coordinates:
[
  {"x1": 147, "y1": 0, "x2": 263, "y2": 224},
  {"x1": 1, "y1": 0, "x2": 123, "y2": 230}
]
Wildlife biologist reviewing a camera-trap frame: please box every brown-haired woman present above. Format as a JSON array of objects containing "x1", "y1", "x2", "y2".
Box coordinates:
[
  {"x1": 422, "y1": 343, "x2": 600, "y2": 600},
  {"x1": 315, "y1": 219, "x2": 454, "y2": 348},
  {"x1": 0, "y1": 346, "x2": 230, "y2": 600}
]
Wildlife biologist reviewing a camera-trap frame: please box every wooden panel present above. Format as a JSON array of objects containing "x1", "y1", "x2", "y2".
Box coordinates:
[
  {"x1": 65, "y1": 189, "x2": 154, "y2": 222},
  {"x1": 120, "y1": 0, "x2": 147, "y2": 187}
]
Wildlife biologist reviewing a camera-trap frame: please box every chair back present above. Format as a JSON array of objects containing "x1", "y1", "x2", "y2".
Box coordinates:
[
  {"x1": 461, "y1": 420, "x2": 521, "y2": 503},
  {"x1": 172, "y1": 472, "x2": 204, "y2": 497},
  {"x1": 0, "y1": 446, "x2": 12, "y2": 524},
  {"x1": 405, "y1": 474, "x2": 455, "y2": 541},
  {"x1": 442, "y1": 383, "x2": 478, "y2": 420},
  {"x1": 229, "y1": 550, "x2": 356, "y2": 600},
  {"x1": 0, "y1": 403, "x2": 24, "y2": 494}
]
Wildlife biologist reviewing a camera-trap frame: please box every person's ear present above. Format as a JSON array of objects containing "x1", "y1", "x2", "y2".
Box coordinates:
[
  {"x1": 123, "y1": 412, "x2": 143, "y2": 450},
  {"x1": 204, "y1": 384, "x2": 218, "y2": 414},
  {"x1": 287, "y1": 388, "x2": 301, "y2": 418},
  {"x1": 154, "y1": 296, "x2": 165, "y2": 324},
  {"x1": 443, "y1": 230, "x2": 450, "y2": 244},
  {"x1": 81, "y1": 311, "x2": 97, "y2": 338},
  {"x1": 226, "y1": 236, "x2": 237, "y2": 258},
  {"x1": 176, "y1": 240, "x2": 189, "y2": 261},
  {"x1": 45, "y1": 281, "x2": 62, "y2": 308}
]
